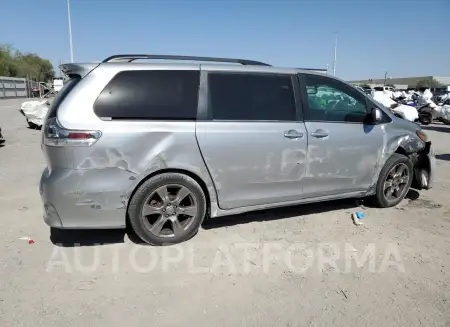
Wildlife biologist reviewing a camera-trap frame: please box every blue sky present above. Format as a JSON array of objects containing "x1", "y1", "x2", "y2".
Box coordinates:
[{"x1": 1, "y1": 0, "x2": 449, "y2": 80}]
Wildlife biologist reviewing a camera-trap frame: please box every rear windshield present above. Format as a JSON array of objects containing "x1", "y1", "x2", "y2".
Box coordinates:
[{"x1": 46, "y1": 77, "x2": 81, "y2": 119}]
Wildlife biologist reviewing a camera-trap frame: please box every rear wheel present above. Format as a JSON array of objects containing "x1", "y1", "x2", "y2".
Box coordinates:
[
  {"x1": 441, "y1": 118, "x2": 450, "y2": 125},
  {"x1": 418, "y1": 112, "x2": 432, "y2": 125},
  {"x1": 128, "y1": 173, "x2": 207, "y2": 245},
  {"x1": 374, "y1": 153, "x2": 413, "y2": 208}
]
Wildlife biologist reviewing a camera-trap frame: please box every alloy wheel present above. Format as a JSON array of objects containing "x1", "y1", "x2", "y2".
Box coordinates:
[
  {"x1": 140, "y1": 184, "x2": 198, "y2": 238},
  {"x1": 383, "y1": 163, "x2": 409, "y2": 202}
]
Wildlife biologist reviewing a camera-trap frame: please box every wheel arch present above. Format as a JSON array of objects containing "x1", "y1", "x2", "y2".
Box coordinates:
[
  {"x1": 394, "y1": 146, "x2": 408, "y2": 156},
  {"x1": 126, "y1": 168, "x2": 212, "y2": 221}
]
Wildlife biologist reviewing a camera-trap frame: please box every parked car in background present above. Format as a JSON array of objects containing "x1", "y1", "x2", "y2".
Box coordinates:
[
  {"x1": 374, "y1": 86, "x2": 396, "y2": 92},
  {"x1": 40, "y1": 54, "x2": 435, "y2": 245},
  {"x1": 19, "y1": 99, "x2": 53, "y2": 129}
]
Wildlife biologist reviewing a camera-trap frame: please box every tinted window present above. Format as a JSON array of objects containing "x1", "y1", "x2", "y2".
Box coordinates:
[
  {"x1": 94, "y1": 70, "x2": 199, "y2": 120},
  {"x1": 302, "y1": 74, "x2": 367, "y2": 123},
  {"x1": 208, "y1": 73, "x2": 296, "y2": 121}
]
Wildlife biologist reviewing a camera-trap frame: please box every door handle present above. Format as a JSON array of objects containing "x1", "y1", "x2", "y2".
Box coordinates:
[
  {"x1": 284, "y1": 130, "x2": 304, "y2": 139},
  {"x1": 310, "y1": 129, "x2": 329, "y2": 138}
]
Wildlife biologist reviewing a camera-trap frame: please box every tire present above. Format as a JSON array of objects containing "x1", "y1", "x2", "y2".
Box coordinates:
[
  {"x1": 374, "y1": 153, "x2": 413, "y2": 208},
  {"x1": 418, "y1": 112, "x2": 432, "y2": 125},
  {"x1": 128, "y1": 173, "x2": 207, "y2": 245},
  {"x1": 27, "y1": 121, "x2": 38, "y2": 129},
  {"x1": 441, "y1": 119, "x2": 450, "y2": 125}
]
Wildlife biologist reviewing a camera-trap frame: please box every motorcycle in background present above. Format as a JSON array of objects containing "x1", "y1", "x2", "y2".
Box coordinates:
[{"x1": 416, "y1": 89, "x2": 450, "y2": 125}]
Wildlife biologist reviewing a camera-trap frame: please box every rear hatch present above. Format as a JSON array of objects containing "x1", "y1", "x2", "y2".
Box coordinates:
[{"x1": 42, "y1": 63, "x2": 101, "y2": 171}]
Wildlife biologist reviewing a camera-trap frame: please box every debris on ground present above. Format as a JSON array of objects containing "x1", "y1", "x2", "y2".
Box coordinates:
[
  {"x1": 19, "y1": 237, "x2": 35, "y2": 244},
  {"x1": 338, "y1": 286, "x2": 349, "y2": 299},
  {"x1": 351, "y1": 212, "x2": 365, "y2": 226},
  {"x1": 356, "y1": 199, "x2": 367, "y2": 210}
]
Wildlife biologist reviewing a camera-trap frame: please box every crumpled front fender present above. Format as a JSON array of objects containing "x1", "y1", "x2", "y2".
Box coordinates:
[
  {"x1": 409, "y1": 142, "x2": 435, "y2": 190},
  {"x1": 367, "y1": 131, "x2": 431, "y2": 195}
]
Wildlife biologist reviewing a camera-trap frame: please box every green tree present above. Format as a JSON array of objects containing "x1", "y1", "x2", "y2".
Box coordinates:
[
  {"x1": 416, "y1": 78, "x2": 443, "y2": 89},
  {"x1": 0, "y1": 44, "x2": 17, "y2": 76},
  {"x1": 0, "y1": 44, "x2": 55, "y2": 81}
]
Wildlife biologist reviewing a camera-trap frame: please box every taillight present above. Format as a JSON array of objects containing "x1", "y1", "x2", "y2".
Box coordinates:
[{"x1": 43, "y1": 118, "x2": 101, "y2": 147}]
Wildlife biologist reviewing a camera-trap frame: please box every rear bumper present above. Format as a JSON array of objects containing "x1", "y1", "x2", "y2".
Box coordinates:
[{"x1": 40, "y1": 167, "x2": 138, "y2": 229}]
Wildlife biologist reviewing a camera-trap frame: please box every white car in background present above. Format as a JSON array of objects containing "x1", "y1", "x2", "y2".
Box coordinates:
[{"x1": 19, "y1": 99, "x2": 53, "y2": 128}]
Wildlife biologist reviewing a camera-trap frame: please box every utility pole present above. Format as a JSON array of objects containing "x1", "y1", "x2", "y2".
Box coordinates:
[
  {"x1": 67, "y1": 0, "x2": 74, "y2": 62},
  {"x1": 332, "y1": 32, "x2": 337, "y2": 76}
]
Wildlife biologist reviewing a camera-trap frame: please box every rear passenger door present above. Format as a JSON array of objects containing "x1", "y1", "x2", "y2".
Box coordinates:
[{"x1": 196, "y1": 69, "x2": 307, "y2": 210}]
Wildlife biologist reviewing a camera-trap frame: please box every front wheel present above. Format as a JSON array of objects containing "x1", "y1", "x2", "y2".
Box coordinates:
[
  {"x1": 128, "y1": 173, "x2": 207, "y2": 245},
  {"x1": 374, "y1": 153, "x2": 413, "y2": 208}
]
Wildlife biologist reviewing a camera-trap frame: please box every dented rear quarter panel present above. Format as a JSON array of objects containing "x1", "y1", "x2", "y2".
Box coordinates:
[
  {"x1": 42, "y1": 122, "x2": 218, "y2": 228},
  {"x1": 41, "y1": 63, "x2": 218, "y2": 228}
]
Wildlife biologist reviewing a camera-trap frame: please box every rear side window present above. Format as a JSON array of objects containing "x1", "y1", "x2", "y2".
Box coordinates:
[
  {"x1": 208, "y1": 73, "x2": 296, "y2": 121},
  {"x1": 47, "y1": 77, "x2": 81, "y2": 119},
  {"x1": 94, "y1": 70, "x2": 200, "y2": 120}
]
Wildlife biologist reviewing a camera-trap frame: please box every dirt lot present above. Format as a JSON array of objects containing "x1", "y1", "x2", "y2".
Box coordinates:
[{"x1": 0, "y1": 98, "x2": 449, "y2": 327}]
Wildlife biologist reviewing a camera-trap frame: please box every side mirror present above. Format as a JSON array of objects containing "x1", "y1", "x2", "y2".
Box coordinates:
[{"x1": 371, "y1": 107, "x2": 383, "y2": 123}]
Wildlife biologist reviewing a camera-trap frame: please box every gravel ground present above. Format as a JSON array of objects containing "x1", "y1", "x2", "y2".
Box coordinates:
[{"x1": 0, "y1": 98, "x2": 449, "y2": 327}]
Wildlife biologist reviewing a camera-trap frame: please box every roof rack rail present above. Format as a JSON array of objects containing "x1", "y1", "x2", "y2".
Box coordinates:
[
  {"x1": 102, "y1": 54, "x2": 271, "y2": 66},
  {"x1": 296, "y1": 68, "x2": 328, "y2": 72}
]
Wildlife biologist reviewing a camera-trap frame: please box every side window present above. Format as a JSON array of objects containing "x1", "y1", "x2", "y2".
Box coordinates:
[
  {"x1": 302, "y1": 74, "x2": 368, "y2": 123},
  {"x1": 208, "y1": 73, "x2": 296, "y2": 121},
  {"x1": 94, "y1": 70, "x2": 199, "y2": 120}
]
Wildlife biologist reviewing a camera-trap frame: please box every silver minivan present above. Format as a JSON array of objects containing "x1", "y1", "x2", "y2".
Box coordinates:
[{"x1": 40, "y1": 54, "x2": 435, "y2": 245}]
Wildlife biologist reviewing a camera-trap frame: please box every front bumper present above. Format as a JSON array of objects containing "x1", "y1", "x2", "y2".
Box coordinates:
[{"x1": 412, "y1": 141, "x2": 435, "y2": 190}]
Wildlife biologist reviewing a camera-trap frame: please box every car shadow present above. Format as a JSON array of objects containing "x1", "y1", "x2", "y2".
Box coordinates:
[
  {"x1": 50, "y1": 228, "x2": 126, "y2": 247},
  {"x1": 202, "y1": 198, "x2": 358, "y2": 230},
  {"x1": 436, "y1": 154, "x2": 450, "y2": 161},
  {"x1": 405, "y1": 189, "x2": 420, "y2": 201},
  {"x1": 50, "y1": 191, "x2": 423, "y2": 246},
  {"x1": 423, "y1": 125, "x2": 450, "y2": 133}
]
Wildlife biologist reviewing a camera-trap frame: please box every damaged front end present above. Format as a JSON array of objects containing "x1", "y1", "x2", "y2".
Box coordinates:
[{"x1": 409, "y1": 141, "x2": 435, "y2": 190}]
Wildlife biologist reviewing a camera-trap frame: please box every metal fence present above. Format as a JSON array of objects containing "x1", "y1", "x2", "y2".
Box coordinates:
[
  {"x1": 0, "y1": 76, "x2": 27, "y2": 99},
  {"x1": 0, "y1": 76, "x2": 46, "y2": 99}
]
